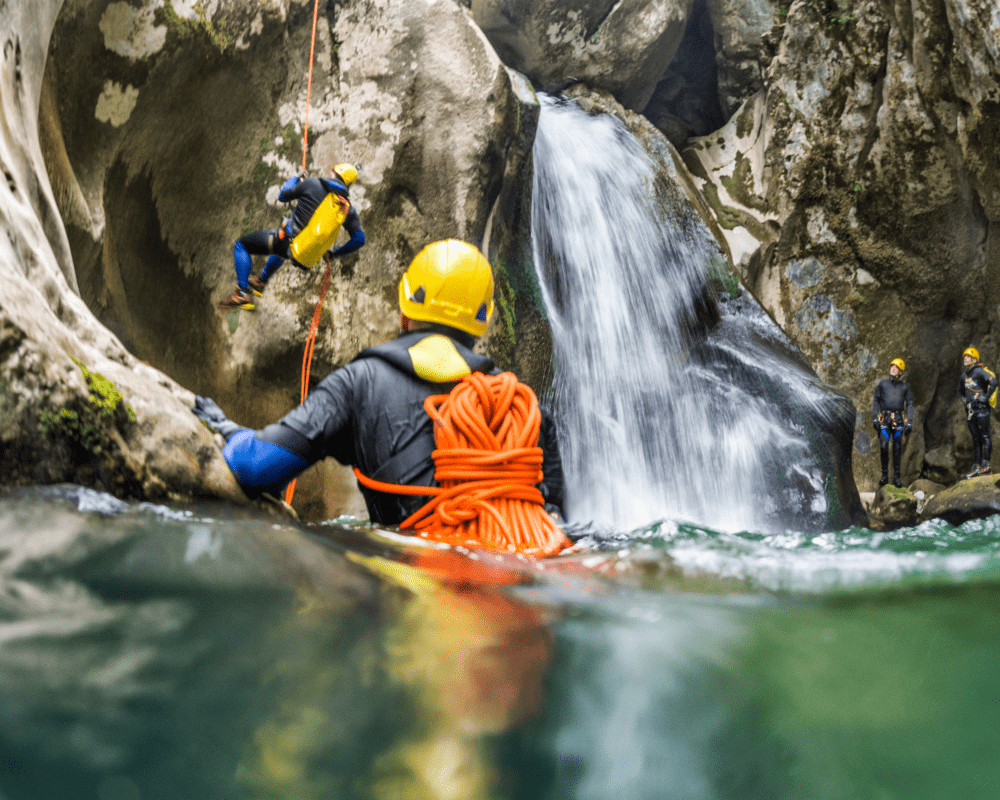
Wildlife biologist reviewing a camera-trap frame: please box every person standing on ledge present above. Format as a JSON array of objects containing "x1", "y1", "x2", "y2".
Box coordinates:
[
  {"x1": 219, "y1": 163, "x2": 366, "y2": 310},
  {"x1": 872, "y1": 357, "x2": 914, "y2": 487},
  {"x1": 959, "y1": 346, "x2": 998, "y2": 478}
]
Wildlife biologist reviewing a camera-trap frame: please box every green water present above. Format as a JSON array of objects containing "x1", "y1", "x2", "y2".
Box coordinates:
[{"x1": 1, "y1": 486, "x2": 998, "y2": 800}]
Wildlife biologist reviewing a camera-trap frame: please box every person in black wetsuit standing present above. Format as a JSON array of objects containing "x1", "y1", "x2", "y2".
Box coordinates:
[
  {"x1": 219, "y1": 163, "x2": 366, "y2": 310},
  {"x1": 959, "y1": 346, "x2": 998, "y2": 478},
  {"x1": 872, "y1": 357, "x2": 914, "y2": 487}
]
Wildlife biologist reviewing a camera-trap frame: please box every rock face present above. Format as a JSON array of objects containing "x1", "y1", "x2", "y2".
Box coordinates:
[
  {"x1": 681, "y1": 0, "x2": 1000, "y2": 493},
  {"x1": 469, "y1": 0, "x2": 694, "y2": 112},
  {"x1": 1, "y1": 0, "x2": 243, "y2": 503},
  {"x1": 9, "y1": 0, "x2": 538, "y2": 519}
]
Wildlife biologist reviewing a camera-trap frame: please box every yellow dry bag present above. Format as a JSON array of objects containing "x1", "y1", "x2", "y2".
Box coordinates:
[{"x1": 289, "y1": 193, "x2": 350, "y2": 269}]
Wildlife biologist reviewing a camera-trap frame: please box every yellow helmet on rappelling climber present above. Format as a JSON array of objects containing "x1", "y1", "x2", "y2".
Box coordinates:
[
  {"x1": 399, "y1": 240, "x2": 495, "y2": 336},
  {"x1": 890, "y1": 357, "x2": 905, "y2": 372},
  {"x1": 333, "y1": 163, "x2": 358, "y2": 185},
  {"x1": 964, "y1": 347, "x2": 980, "y2": 362}
]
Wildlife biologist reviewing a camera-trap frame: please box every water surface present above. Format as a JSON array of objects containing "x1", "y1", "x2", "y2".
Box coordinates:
[{"x1": 2, "y1": 485, "x2": 998, "y2": 800}]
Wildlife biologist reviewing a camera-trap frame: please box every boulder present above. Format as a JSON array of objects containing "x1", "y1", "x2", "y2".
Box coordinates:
[
  {"x1": 469, "y1": 0, "x2": 693, "y2": 112},
  {"x1": 918, "y1": 475, "x2": 1000, "y2": 526},
  {"x1": 869, "y1": 484, "x2": 918, "y2": 529},
  {"x1": 907, "y1": 478, "x2": 946, "y2": 515}
]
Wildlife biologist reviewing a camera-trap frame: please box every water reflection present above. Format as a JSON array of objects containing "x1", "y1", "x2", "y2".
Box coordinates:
[{"x1": 3, "y1": 488, "x2": 1000, "y2": 800}]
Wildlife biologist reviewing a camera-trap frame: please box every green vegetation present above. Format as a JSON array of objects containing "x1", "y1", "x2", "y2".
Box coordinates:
[
  {"x1": 39, "y1": 360, "x2": 136, "y2": 451},
  {"x1": 707, "y1": 255, "x2": 741, "y2": 299},
  {"x1": 805, "y1": 0, "x2": 855, "y2": 31},
  {"x1": 159, "y1": 0, "x2": 235, "y2": 51},
  {"x1": 494, "y1": 265, "x2": 517, "y2": 344}
]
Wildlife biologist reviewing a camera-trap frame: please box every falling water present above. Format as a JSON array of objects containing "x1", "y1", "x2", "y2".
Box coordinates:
[{"x1": 531, "y1": 96, "x2": 821, "y2": 532}]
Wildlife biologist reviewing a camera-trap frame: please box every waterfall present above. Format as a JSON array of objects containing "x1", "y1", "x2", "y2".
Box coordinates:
[{"x1": 531, "y1": 95, "x2": 832, "y2": 533}]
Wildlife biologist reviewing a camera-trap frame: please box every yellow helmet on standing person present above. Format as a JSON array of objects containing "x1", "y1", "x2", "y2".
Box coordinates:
[
  {"x1": 398, "y1": 240, "x2": 495, "y2": 336},
  {"x1": 332, "y1": 163, "x2": 358, "y2": 185},
  {"x1": 964, "y1": 347, "x2": 980, "y2": 361},
  {"x1": 890, "y1": 357, "x2": 905, "y2": 372}
]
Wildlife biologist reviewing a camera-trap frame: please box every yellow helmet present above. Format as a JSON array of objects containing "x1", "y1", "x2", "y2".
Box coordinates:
[
  {"x1": 398, "y1": 240, "x2": 495, "y2": 336},
  {"x1": 332, "y1": 163, "x2": 358, "y2": 185},
  {"x1": 890, "y1": 358, "x2": 905, "y2": 372},
  {"x1": 964, "y1": 347, "x2": 980, "y2": 361}
]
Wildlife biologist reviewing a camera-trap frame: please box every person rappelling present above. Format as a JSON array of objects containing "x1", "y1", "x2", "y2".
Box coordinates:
[
  {"x1": 196, "y1": 240, "x2": 570, "y2": 556},
  {"x1": 219, "y1": 163, "x2": 366, "y2": 310},
  {"x1": 959, "y1": 346, "x2": 998, "y2": 478},
  {"x1": 871, "y1": 357, "x2": 914, "y2": 487}
]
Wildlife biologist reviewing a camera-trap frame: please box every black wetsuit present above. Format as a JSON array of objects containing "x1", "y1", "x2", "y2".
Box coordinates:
[
  {"x1": 872, "y1": 376, "x2": 914, "y2": 484},
  {"x1": 222, "y1": 327, "x2": 565, "y2": 525},
  {"x1": 960, "y1": 363, "x2": 998, "y2": 468}
]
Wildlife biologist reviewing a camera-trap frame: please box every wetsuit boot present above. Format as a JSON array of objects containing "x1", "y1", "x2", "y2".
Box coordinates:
[
  {"x1": 879, "y1": 438, "x2": 890, "y2": 486},
  {"x1": 892, "y1": 435, "x2": 902, "y2": 487}
]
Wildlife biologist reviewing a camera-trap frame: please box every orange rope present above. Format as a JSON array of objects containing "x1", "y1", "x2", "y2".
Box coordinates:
[
  {"x1": 300, "y1": 0, "x2": 321, "y2": 172},
  {"x1": 354, "y1": 372, "x2": 571, "y2": 558},
  {"x1": 283, "y1": 0, "x2": 325, "y2": 506},
  {"x1": 284, "y1": 259, "x2": 332, "y2": 504}
]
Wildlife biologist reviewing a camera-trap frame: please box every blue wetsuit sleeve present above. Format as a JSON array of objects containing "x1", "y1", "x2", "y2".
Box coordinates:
[
  {"x1": 332, "y1": 229, "x2": 365, "y2": 256},
  {"x1": 331, "y1": 208, "x2": 365, "y2": 256},
  {"x1": 278, "y1": 175, "x2": 302, "y2": 203},
  {"x1": 223, "y1": 429, "x2": 309, "y2": 498}
]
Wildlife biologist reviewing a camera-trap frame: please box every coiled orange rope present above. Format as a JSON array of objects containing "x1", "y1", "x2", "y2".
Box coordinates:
[{"x1": 354, "y1": 372, "x2": 571, "y2": 558}]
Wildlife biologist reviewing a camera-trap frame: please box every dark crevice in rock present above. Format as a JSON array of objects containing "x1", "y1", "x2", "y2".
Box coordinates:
[
  {"x1": 582, "y1": 0, "x2": 620, "y2": 43},
  {"x1": 642, "y1": 0, "x2": 725, "y2": 149},
  {"x1": 95, "y1": 159, "x2": 223, "y2": 395},
  {"x1": 854, "y1": 45, "x2": 889, "y2": 175}
]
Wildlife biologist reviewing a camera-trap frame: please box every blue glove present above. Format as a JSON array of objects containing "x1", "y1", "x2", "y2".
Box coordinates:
[{"x1": 192, "y1": 396, "x2": 245, "y2": 441}]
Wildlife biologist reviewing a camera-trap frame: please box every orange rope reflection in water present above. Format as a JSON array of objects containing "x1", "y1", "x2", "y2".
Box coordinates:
[
  {"x1": 355, "y1": 372, "x2": 572, "y2": 557},
  {"x1": 364, "y1": 548, "x2": 554, "y2": 799}
]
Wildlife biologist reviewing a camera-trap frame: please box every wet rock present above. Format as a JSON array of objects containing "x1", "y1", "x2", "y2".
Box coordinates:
[
  {"x1": 681, "y1": 0, "x2": 1000, "y2": 495},
  {"x1": 917, "y1": 475, "x2": 1000, "y2": 525},
  {"x1": 469, "y1": 0, "x2": 693, "y2": 112},
  {"x1": 869, "y1": 485, "x2": 918, "y2": 530},
  {"x1": 908, "y1": 478, "x2": 946, "y2": 499},
  {"x1": 922, "y1": 446, "x2": 959, "y2": 487}
]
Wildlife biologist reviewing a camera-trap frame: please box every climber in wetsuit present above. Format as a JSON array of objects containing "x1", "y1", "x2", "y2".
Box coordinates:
[
  {"x1": 219, "y1": 163, "x2": 366, "y2": 310},
  {"x1": 197, "y1": 239, "x2": 565, "y2": 524},
  {"x1": 872, "y1": 357, "x2": 914, "y2": 487},
  {"x1": 959, "y1": 346, "x2": 998, "y2": 478}
]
